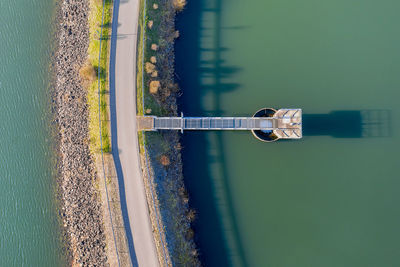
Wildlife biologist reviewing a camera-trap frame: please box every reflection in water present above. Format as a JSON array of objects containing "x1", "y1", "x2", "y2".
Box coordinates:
[
  {"x1": 176, "y1": 0, "x2": 400, "y2": 264},
  {"x1": 176, "y1": 0, "x2": 248, "y2": 266},
  {"x1": 303, "y1": 110, "x2": 391, "y2": 138},
  {"x1": 177, "y1": 0, "x2": 394, "y2": 266}
]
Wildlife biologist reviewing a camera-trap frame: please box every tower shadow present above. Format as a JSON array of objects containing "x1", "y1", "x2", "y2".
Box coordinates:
[{"x1": 303, "y1": 110, "x2": 391, "y2": 138}]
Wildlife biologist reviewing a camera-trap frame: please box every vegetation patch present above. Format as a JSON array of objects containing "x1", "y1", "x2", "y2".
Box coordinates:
[
  {"x1": 85, "y1": 0, "x2": 113, "y2": 154},
  {"x1": 172, "y1": 0, "x2": 187, "y2": 11},
  {"x1": 137, "y1": 0, "x2": 200, "y2": 266}
]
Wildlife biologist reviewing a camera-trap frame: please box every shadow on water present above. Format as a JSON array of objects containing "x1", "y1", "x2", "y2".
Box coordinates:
[
  {"x1": 176, "y1": 3, "x2": 393, "y2": 265},
  {"x1": 303, "y1": 110, "x2": 391, "y2": 138},
  {"x1": 176, "y1": 0, "x2": 248, "y2": 266}
]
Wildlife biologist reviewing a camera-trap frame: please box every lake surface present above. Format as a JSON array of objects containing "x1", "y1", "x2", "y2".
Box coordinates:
[
  {"x1": 176, "y1": 0, "x2": 400, "y2": 266},
  {"x1": 0, "y1": 0, "x2": 65, "y2": 265}
]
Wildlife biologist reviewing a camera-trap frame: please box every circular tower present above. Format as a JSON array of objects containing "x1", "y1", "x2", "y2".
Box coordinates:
[{"x1": 251, "y1": 108, "x2": 279, "y2": 142}]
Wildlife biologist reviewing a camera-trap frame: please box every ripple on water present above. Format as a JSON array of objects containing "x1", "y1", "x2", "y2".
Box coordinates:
[{"x1": 0, "y1": 0, "x2": 65, "y2": 266}]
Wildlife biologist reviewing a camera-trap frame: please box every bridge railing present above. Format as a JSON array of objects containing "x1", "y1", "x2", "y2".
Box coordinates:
[{"x1": 153, "y1": 117, "x2": 278, "y2": 130}]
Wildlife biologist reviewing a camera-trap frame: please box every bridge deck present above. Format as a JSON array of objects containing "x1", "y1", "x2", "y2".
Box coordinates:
[
  {"x1": 154, "y1": 117, "x2": 278, "y2": 130},
  {"x1": 137, "y1": 109, "x2": 302, "y2": 139}
]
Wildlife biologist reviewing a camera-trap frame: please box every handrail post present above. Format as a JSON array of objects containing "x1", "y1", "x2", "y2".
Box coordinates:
[{"x1": 181, "y1": 112, "x2": 184, "y2": 134}]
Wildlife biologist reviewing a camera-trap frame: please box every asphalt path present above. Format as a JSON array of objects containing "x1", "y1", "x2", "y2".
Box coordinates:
[{"x1": 109, "y1": 0, "x2": 159, "y2": 266}]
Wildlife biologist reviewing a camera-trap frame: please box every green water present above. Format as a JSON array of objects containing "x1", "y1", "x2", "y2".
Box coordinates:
[
  {"x1": 176, "y1": 0, "x2": 400, "y2": 266},
  {"x1": 0, "y1": 1, "x2": 65, "y2": 265}
]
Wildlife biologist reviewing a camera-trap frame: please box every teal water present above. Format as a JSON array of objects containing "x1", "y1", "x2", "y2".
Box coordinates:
[
  {"x1": 176, "y1": 0, "x2": 400, "y2": 266},
  {"x1": 0, "y1": 0, "x2": 65, "y2": 265}
]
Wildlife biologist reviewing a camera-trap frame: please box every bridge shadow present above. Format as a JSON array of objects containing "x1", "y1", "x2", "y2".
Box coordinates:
[
  {"x1": 176, "y1": 0, "x2": 248, "y2": 266},
  {"x1": 303, "y1": 110, "x2": 391, "y2": 138}
]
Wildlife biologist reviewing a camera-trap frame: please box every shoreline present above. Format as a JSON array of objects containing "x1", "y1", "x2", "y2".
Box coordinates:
[
  {"x1": 54, "y1": 0, "x2": 111, "y2": 265},
  {"x1": 136, "y1": 0, "x2": 200, "y2": 265}
]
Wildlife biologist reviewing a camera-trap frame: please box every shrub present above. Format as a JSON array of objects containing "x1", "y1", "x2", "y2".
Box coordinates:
[
  {"x1": 173, "y1": 0, "x2": 187, "y2": 11},
  {"x1": 186, "y1": 209, "x2": 196, "y2": 222},
  {"x1": 151, "y1": 71, "x2": 158, "y2": 78},
  {"x1": 151, "y1": 44, "x2": 158, "y2": 51},
  {"x1": 149, "y1": 80, "x2": 160, "y2": 94},
  {"x1": 79, "y1": 63, "x2": 97, "y2": 83},
  {"x1": 160, "y1": 155, "x2": 170, "y2": 166},
  {"x1": 145, "y1": 62, "x2": 156, "y2": 74}
]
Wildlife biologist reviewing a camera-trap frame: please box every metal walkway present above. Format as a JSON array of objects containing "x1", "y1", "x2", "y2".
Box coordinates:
[
  {"x1": 154, "y1": 117, "x2": 277, "y2": 130},
  {"x1": 137, "y1": 109, "x2": 303, "y2": 139}
]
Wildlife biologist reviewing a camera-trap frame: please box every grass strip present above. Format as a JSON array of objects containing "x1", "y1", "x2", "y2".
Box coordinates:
[{"x1": 86, "y1": 0, "x2": 112, "y2": 153}]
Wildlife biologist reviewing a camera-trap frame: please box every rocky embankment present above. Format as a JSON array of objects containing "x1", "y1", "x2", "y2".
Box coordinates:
[{"x1": 55, "y1": 0, "x2": 107, "y2": 265}]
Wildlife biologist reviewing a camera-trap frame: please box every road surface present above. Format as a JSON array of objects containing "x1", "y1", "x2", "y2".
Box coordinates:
[{"x1": 110, "y1": 0, "x2": 160, "y2": 266}]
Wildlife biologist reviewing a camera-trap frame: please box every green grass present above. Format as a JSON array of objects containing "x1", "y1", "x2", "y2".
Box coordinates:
[
  {"x1": 137, "y1": 0, "x2": 169, "y2": 117},
  {"x1": 137, "y1": 0, "x2": 170, "y2": 156},
  {"x1": 86, "y1": 0, "x2": 113, "y2": 153},
  {"x1": 136, "y1": 0, "x2": 145, "y2": 116}
]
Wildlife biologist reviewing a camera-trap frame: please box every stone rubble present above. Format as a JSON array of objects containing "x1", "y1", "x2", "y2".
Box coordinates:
[{"x1": 54, "y1": 0, "x2": 107, "y2": 265}]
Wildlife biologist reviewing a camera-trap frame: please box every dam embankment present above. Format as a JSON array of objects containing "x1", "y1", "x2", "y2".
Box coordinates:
[{"x1": 54, "y1": 0, "x2": 107, "y2": 265}]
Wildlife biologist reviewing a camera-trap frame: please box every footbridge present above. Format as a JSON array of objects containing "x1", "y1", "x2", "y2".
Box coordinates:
[{"x1": 137, "y1": 108, "x2": 302, "y2": 142}]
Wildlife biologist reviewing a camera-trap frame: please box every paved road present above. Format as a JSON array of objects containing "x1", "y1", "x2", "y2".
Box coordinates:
[{"x1": 110, "y1": 0, "x2": 159, "y2": 266}]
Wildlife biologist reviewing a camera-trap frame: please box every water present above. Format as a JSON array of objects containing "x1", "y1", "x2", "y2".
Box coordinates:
[
  {"x1": 0, "y1": 1, "x2": 65, "y2": 265},
  {"x1": 176, "y1": 0, "x2": 400, "y2": 266}
]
